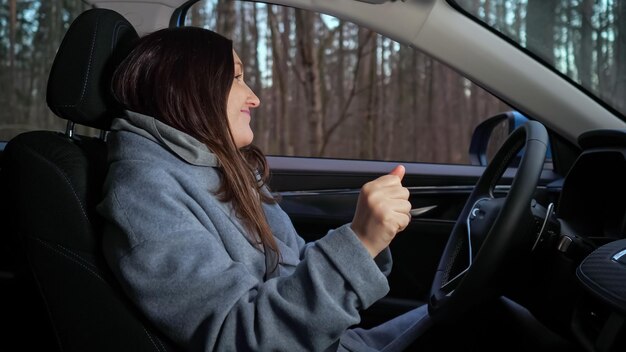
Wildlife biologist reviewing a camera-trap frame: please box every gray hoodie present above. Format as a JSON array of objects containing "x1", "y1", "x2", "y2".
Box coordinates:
[{"x1": 98, "y1": 111, "x2": 395, "y2": 351}]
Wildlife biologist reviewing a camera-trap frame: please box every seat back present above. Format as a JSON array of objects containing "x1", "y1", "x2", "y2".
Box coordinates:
[{"x1": 2, "y1": 9, "x2": 177, "y2": 352}]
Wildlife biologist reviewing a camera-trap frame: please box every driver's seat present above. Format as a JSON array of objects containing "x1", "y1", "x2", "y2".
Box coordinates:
[{"x1": 1, "y1": 9, "x2": 177, "y2": 352}]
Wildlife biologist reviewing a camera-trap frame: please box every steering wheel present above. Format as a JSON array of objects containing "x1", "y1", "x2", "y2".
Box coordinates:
[{"x1": 428, "y1": 121, "x2": 548, "y2": 322}]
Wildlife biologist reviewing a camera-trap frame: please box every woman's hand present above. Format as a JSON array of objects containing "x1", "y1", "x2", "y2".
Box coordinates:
[{"x1": 351, "y1": 165, "x2": 411, "y2": 258}]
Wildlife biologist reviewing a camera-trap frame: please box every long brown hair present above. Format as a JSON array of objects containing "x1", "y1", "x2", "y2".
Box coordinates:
[{"x1": 111, "y1": 27, "x2": 279, "y2": 263}]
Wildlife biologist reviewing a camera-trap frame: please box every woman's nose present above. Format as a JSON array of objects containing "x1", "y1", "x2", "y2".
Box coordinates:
[{"x1": 248, "y1": 89, "x2": 260, "y2": 108}]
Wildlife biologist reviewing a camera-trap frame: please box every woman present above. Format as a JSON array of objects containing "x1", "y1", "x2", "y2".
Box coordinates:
[{"x1": 98, "y1": 27, "x2": 430, "y2": 351}]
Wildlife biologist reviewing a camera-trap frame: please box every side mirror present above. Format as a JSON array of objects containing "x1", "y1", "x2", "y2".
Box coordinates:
[{"x1": 469, "y1": 111, "x2": 552, "y2": 166}]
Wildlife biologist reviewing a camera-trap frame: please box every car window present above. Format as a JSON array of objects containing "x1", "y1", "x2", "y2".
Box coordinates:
[
  {"x1": 451, "y1": 0, "x2": 626, "y2": 122},
  {"x1": 0, "y1": 0, "x2": 550, "y2": 167},
  {"x1": 186, "y1": 0, "x2": 535, "y2": 166},
  {"x1": 0, "y1": 1, "x2": 91, "y2": 141}
]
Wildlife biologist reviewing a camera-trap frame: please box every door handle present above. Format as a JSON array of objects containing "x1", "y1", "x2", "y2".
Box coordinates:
[{"x1": 409, "y1": 205, "x2": 437, "y2": 218}]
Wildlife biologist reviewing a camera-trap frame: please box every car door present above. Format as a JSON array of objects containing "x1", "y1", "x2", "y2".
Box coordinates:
[{"x1": 268, "y1": 155, "x2": 560, "y2": 327}]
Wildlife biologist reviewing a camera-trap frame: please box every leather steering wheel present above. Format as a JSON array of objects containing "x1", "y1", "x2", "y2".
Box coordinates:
[{"x1": 428, "y1": 121, "x2": 549, "y2": 322}]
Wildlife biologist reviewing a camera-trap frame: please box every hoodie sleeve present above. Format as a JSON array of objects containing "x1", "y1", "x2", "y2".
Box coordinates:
[{"x1": 261, "y1": 198, "x2": 393, "y2": 278}]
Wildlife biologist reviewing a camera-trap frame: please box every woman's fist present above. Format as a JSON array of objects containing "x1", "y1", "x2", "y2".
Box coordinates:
[{"x1": 351, "y1": 165, "x2": 411, "y2": 257}]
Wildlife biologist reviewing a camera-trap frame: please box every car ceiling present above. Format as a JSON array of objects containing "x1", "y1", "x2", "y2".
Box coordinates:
[{"x1": 89, "y1": 0, "x2": 626, "y2": 146}]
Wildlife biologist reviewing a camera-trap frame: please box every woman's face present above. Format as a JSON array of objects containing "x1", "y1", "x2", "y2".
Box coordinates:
[{"x1": 227, "y1": 51, "x2": 260, "y2": 148}]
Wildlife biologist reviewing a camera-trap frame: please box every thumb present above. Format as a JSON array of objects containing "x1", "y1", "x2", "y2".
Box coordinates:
[{"x1": 389, "y1": 165, "x2": 405, "y2": 181}]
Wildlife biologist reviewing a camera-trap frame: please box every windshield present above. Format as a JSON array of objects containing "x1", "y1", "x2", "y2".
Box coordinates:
[{"x1": 451, "y1": 0, "x2": 626, "y2": 120}]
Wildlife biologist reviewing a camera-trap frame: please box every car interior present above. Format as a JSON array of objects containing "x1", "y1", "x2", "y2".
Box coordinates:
[{"x1": 1, "y1": 0, "x2": 625, "y2": 351}]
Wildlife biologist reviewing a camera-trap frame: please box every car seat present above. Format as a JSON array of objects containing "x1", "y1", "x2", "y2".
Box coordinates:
[{"x1": 1, "y1": 8, "x2": 178, "y2": 352}]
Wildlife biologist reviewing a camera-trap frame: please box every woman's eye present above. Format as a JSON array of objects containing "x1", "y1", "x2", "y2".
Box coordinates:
[{"x1": 235, "y1": 74, "x2": 244, "y2": 81}]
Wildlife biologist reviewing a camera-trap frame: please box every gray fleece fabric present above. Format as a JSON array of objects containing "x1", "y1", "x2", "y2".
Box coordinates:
[{"x1": 98, "y1": 112, "x2": 426, "y2": 352}]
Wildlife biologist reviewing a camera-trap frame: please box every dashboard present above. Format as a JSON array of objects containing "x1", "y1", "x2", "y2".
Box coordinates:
[{"x1": 555, "y1": 129, "x2": 626, "y2": 351}]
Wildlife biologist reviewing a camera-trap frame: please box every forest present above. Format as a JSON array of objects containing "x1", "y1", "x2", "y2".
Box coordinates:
[{"x1": 1, "y1": 0, "x2": 624, "y2": 164}]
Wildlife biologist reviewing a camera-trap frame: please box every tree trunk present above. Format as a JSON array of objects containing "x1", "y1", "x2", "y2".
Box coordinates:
[
  {"x1": 319, "y1": 24, "x2": 365, "y2": 156},
  {"x1": 527, "y1": 0, "x2": 556, "y2": 65},
  {"x1": 355, "y1": 28, "x2": 377, "y2": 159},
  {"x1": 216, "y1": 0, "x2": 235, "y2": 37},
  {"x1": 268, "y1": 6, "x2": 291, "y2": 155},
  {"x1": 577, "y1": 0, "x2": 594, "y2": 88},
  {"x1": 9, "y1": 0, "x2": 17, "y2": 111},
  {"x1": 295, "y1": 10, "x2": 324, "y2": 156},
  {"x1": 595, "y1": 7, "x2": 608, "y2": 97},
  {"x1": 614, "y1": 0, "x2": 626, "y2": 112},
  {"x1": 337, "y1": 21, "x2": 345, "y2": 118}
]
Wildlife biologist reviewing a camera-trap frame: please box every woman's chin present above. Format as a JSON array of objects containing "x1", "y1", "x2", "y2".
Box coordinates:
[{"x1": 236, "y1": 134, "x2": 254, "y2": 149}]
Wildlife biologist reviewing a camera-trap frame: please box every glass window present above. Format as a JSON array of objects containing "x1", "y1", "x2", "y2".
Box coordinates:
[
  {"x1": 0, "y1": 0, "x2": 90, "y2": 141},
  {"x1": 452, "y1": 0, "x2": 626, "y2": 120},
  {"x1": 187, "y1": 0, "x2": 519, "y2": 165}
]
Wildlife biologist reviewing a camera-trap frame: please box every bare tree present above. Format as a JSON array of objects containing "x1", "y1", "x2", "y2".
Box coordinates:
[
  {"x1": 295, "y1": 10, "x2": 324, "y2": 156},
  {"x1": 216, "y1": 0, "x2": 235, "y2": 38},
  {"x1": 577, "y1": 0, "x2": 594, "y2": 88},
  {"x1": 268, "y1": 6, "x2": 292, "y2": 155},
  {"x1": 318, "y1": 25, "x2": 365, "y2": 156},
  {"x1": 8, "y1": 0, "x2": 17, "y2": 115},
  {"x1": 527, "y1": 0, "x2": 557, "y2": 65},
  {"x1": 614, "y1": 0, "x2": 626, "y2": 112}
]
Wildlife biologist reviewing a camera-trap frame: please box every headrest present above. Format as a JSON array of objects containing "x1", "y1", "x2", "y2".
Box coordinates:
[{"x1": 47, "y1": 9, "x2": 139, "y2": 130}]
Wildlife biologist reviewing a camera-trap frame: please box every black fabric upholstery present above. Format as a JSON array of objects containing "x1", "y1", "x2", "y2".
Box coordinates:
[
  {"x1": 577, "y1": 239, "x2": 626, "y2": 315},
  {"x1": 47, "y1": 9, "x2": 138, "y2": 130},
  {"x1": 7, "y1": 133, "x2": 106, "y2": 253},
  {"x1": 3, "y1": 132, "x2": 176, "y2": 351},
  {"x1": 1, "y1": 8, "x2": 180, "y2": 352}
]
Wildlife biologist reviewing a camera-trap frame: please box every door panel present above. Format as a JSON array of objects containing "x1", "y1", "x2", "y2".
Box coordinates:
[{"x1": 268, "y1": 156, "x2": 560, "y2": 327}]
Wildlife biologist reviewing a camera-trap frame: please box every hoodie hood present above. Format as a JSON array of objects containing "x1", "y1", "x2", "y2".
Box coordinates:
[{"x1": 110, "y1": 110, "x2": 220, "y2": 167}]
